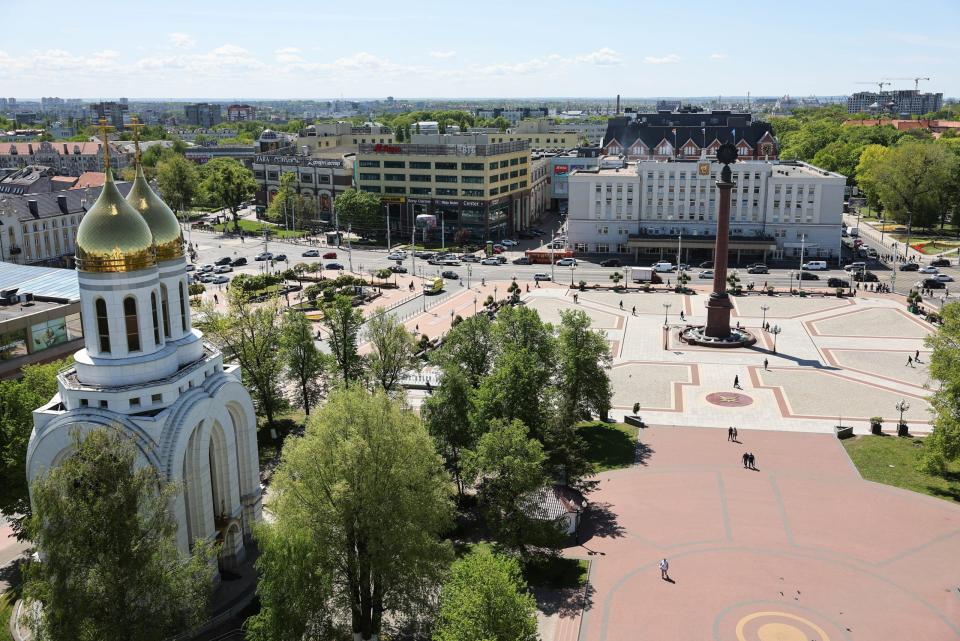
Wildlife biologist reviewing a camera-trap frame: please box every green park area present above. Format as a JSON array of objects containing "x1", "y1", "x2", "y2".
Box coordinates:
[
  {"x1": 843, "y1": 435, "x2": 960, "y2": 503},
  {"x1": 212, "y1": 218, "x2": 307, "y2": 239},
  {"x1": 578, "y1": 421, "x2": 640, "y2": 471}
]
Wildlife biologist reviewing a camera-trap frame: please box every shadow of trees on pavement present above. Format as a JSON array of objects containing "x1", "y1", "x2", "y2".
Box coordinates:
[
  {"x1": 578, "y1": 501, "x2": 624, "y2": 545},
  {"x1": 535, "y1": 583, "x2": 595, "y2": 619}
]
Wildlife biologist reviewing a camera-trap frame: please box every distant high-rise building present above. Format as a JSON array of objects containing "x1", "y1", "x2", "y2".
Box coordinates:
[
  {"x1": 847, "y1": 90, "x2": 943, "y2": 116},
  {"x1": 656, "y1": 100, "x2": 682, "y2": 112},
  {"x1": 90, "y1": 101, "x2": 129, "y2": 130},
  {"x1": 184, "y1": 103, "x2": 223, "y2": 127},
  {"x1": 227, "y1": 104, "x2": 256, "y2": 122}
]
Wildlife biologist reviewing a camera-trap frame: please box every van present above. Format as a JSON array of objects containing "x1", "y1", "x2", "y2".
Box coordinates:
[
  {"x1": 844, "y1": 262, "x2": 866, "y2": 272},
  {"x1": 652, "y1": 262, "x2": 675, "y2": 273},
  {"x1": 848, "y1": 228, "x2": 860, "y2": 237},
  {"x1": 802, "y1": 261, "x2": 827, "y2": 271}
]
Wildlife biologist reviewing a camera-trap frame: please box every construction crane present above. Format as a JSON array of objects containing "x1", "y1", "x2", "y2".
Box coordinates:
[
  {"x1": 855, "y1": 81, "x2": 890, "y2": 94},
  {"x1": 884, "y1": 76, "x2": 931, "y2": 92}
]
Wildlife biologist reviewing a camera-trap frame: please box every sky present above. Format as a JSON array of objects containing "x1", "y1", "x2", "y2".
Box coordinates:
[{"x1": 2, "y1": 0, "x2": 959, "y2": 100}]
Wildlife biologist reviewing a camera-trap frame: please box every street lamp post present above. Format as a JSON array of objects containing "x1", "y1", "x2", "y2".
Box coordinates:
[
  {"x1": 770, "y1": 324, "x2": 782, "y2": 353},
  {"x1": 663, "y1": 302, "x2": 672, "y2": 325},
  {"x1": 494, "y1": 286, "x2": 498, "y2": 302},
  {"x1": 473, "y1": 296, "x2": 477, "y2": 315},
  {"x1": 570, "y1": 263, "x2": 576, "y2": 287},
  {"x1": 760, "y1": 304, "x2": 770, "y2": 329},
  {"x1": 896, "y1": 399, "x2": 910, "y2": 428}
]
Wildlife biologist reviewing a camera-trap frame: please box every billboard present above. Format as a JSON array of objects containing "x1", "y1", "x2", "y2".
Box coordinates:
[
  {"x1": 31, "y1": 318, "x2": 68, "y2": 352},
  {"x1": 554, "y1": 164, "x2": 570, "y2": 175}
]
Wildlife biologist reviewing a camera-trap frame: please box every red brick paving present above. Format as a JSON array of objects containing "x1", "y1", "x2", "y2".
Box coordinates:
[{"x1": 571, "y1": 426, "x2": 960, "y2": 641}]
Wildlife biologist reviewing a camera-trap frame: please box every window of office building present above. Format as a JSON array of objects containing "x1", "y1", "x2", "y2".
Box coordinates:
[
  {"x1": 435, "y1": 175, "x2": 458, "y2": 183},
  {"x1": 436, "y1": 188, "x2": 457, "y2": 196},
  {"x1": 463, "y1": 189, "x2": 484, "y2": 197},
  {"x1": 360, "y1": 186, "x2": 381, "y2": 193},
  {"x1": 359, "y1": 160, "x2": 381, "y2": 167},
  {"x1": 359, "y1": 173, "x2": 380, "y2": 181},
  {"x1": 435, "y1": 162, "x2": 457, "y2": 170},
  {"x1": 384, "y1": 160, "x2": 405, "y2": 168},
  {"x1": 409, "y1": 174, "x2": 431, "y2": 182},
  {"x1": 411, "y1": 187, "x2": 431, "y2": 195},
  {"x1": 384, "y1": 173, "x2": 405, "y2": 181},
  {"x1": 462, "y1": 176, "x2": 483, "y2": 184},
  {"x1": 461, "y1": 162, "x2": 484, "y2": 170},
  {"x1": 410, "y1": 161, "x2": 431, "y2": 169},
  {"x1": 385, "y1": 186, "x2": 406, "y2": 194}
]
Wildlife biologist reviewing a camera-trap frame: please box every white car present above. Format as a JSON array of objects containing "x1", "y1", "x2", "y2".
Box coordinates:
[
  {"x1": 215, "y1": 265, "x2": 233, "y2": 273},
  {"x1": 533, "y1": 273, "x2": 552, "y2": 281},
  {"x1": 199, "y1": 264, "x2": 215, "y2": 273},
  {"x1": 501, "y1": 239, "x2": 519, "y2": 246},
  {"x1": 480, "y1": 257, "x2": 501, "y2": 265},
  {"x1": 698, "y1": 270, "x2": 715, "y2": 279},
  {"x1": 387, "y1": 252, "x2": 406, "y2": 261},
  {"x1": 555, "y1": 258, "x2": 577, "y2": 266},
  {"x1": 210, "y1": 275, "x2": 230, "y2": 284},
  {"x1": 935, "y1": 273, "x2": 954, "y2": 282},
  {"x1": 184, "y1": 263, "x2": 196, "y2": 272},
  {"x1": 918, "y1": 265, "x2": 939, "y2": 274}
]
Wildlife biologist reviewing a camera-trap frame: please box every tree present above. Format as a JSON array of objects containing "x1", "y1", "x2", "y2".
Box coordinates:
[
  {"x1": 854, "y1": 144, "x2": 891, "y2": 210},
  {"x1": 196, "y1": 292, "x2": 287, "y2": 428},
  {"x1": 920, "y1": 302, "x2": 960, "y2": 474},
  {"x1": 556, "y1": 309, "x2": 612, "y2": 424},
  {"x1": 23, "y1": 428, "x2": 215, "y2": 641},
  {"x1": 430, "y1": 313, "x2": 494, "y2": 387},
  {"x1": 156, "y1": 153, "x2": 199, "y2": 216},
  {"x1": 474, "y1": 348, "x2": 555, "y2": 444},
  {"x1": 873, "y1": 141, "x2": 955, "y2": 229},
  {"x1": 421, "y1": 368, "x2": 476, "y2": 498},
  {"x1": 0, "y1": 358, "x2": 68, "y2": 538},
  {"x1": 259, "y1": 385, "x2": 454, "y2": 641},
  {"x1": 266, "y1": 171, "x2": 297, "y2": 224},
  {"x1": 280, "y1": 311, "x2": 327, "y2": 415},
  {"x1": 323, "y1": 295, "x2": 365, "y2": 384},
  {"x1": 609, "y1": 271, "x2": 623, "y2": 288},
  {"x1": 433, "y1": 547, "x2": 538, "y2": 641},
  {"x1": 200, "y1": 157, "x2": 256, "y2": 231},
  {"x1": 335, "y1": 188, "x2": 382, "y2": 236},
  {"x1": 491, "y1": 305, "x2": 555, "y2": 364},
  {"x1": 364, "y1": 311, "x2": 419, "y2": 393}
]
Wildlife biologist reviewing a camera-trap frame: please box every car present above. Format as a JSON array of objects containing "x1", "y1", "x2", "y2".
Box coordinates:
[
  {"x1": 531, "y1": 228, "x2": 546, "y2": 236},
  {"x1": 215, "y1": 265, "x2": 232, "y2": 273},
  {"x1": 899, "y1": 262, "x2": 920, "y2": 271},
  {"x1": 481, "y1": 257, "x2": 500, "y2": 265},
  {"x1": 492, "y1": 246, "x2": 504, "y2": 254},
  {"x1": 518, "y1": 231, "x2": 536, "y2": 239},
  {"x1": 254, "y1": 252, "x2": 273, "y2": 261},
  {"x1": 798, "y1": 271, "x2": 820, "y2": 280},
  {"x1": 326, "y1": 262, "x2": 344, "y2": 270},
  {"x1": 919, "y1": 265, "x2": 939, "y2": 274},
  {"x1": 231, "y1": 257, "x2": 247, "y2": 267},
  {"x1": 323, "y1": 252, "x2": 337, "y2": 260},
  {"x1": 210, "y1": 275, "x2": 230, "y2": 285},
  {"x1": 442, "y1": 258, "x2": 462, "y2": 266},
  {"x1": 853, "y1": 239, "x2": 864, "y2": 247},
  {"x1": 302, "y1": 249, "x2": 320, "y2": 257},
  {"x1": 273, "y1": 254, "x2": 287, "y2": 262},
  {"x1": 199, "y1": 264, "x2": 215, "y2": 273},
  {"x1": 827, "y1": 278, "x2": 850, "y2": 288},
  {"x1": 441, "y1": 270, "x2": 459, "y2": 280},
  {"x1": 427, "y1": 257, "x2": 444, "y2": 265},
  {"x1": 555, "y1": 258, "x2": 577, "y2": 266},
  {"x1": 492, "y1": 244, "x2": 506, "y2": 251},
  {"x1": 746, "y1": 264, "x2": 769, "y2": 274},
  {"x1": 931, "y1": 258, "x2": 952, "y2": 267},
  {"x1": 387, "y1": 253, "x2": 406, "y2": 261},
  {"x1": 698, "y1": 270, "x2": 714, "y2": 278},
  {"x1": 414, "y1": 251, "x2": 433, "y2": 259},
  {"x1": 917, "y1": 278, "x2": 946, "y2": 289},
  {"x1": 184, "y1": 263, "x2": 196, "y2": 272},
  {"x1": 600, "y1": 258, "x2": 622, "y2": 267},
  {"x1": 935, "y1": 273, "x2": 954, "y2": 282},
  {"x1": 460, "y1": 254, "x2": 481, "y2": 262},
  {"x1": 699, "y1": 260, "x2": 714, "y2": 269},
  {"x1": 801, "y1": 261, "x2": 828, "y2": 271},
  {"x1": 533, "y1": 273, "x2": 551, "y2": 281},
  {"x1": 501, "y1": 239, "x2": 519, "y2": 247},
  {"x1": 215, "y1": 256, "x2": 232, "y2": 266},
  {"x1": 513, "y1": 256, "x2": 531, "y2": 265},
  {"x1": 852, "y1": 271, "x2": 878, "y2": 282},
  {"x1": 389, "y1": 265, "x2": 408, "y2": 273}
]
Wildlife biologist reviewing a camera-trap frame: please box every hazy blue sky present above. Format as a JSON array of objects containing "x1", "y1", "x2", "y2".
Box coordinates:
[{"x1": 2, "y1": 0, "x2": 958, "y2": 99}]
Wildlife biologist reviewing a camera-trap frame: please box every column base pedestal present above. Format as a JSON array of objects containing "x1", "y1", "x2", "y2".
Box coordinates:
[{"x1": 704, "y1": 292, "x2": 734, "y2": 339}]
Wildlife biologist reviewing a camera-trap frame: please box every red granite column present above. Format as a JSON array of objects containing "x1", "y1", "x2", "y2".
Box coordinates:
[{"x1": 705, "y1": 164, "x2": 735, "y2": 338}]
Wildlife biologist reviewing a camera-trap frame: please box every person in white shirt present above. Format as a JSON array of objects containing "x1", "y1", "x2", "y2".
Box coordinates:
[{"x1": 659, "y1": 558, "x2": 670, "y2": 580}]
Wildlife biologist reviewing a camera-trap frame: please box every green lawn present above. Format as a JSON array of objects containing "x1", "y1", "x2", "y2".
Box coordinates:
[
  {"x1": 523, "y1": 556, "x2": 590, "y2": 589},
  {"x1": 843, "y1": 435, "x2": 960, "y2": 503},
  {"x1": 0, "y1": 593, "x2": 14, "y2": 641},
  {"x1": 578, "y1": 421, "x2": 639, "y2": 471},
  {"x1": 212, "y1": 219, "x2": 307, "y2": 238}
]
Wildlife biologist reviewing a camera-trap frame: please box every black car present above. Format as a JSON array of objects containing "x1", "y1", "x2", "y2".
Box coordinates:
[
  {"x1": 231, "y1": 257, "x2": 247, "y2": 267},
  {"x1": 931, "y1": 258, "x2": 952, "y2": 267},
  {"x1": 827, "y1": 277, "x2": 850, "y2": 288},
  {"x1": 600, "y1": 258, "x2": 622, "y2": 267},
  {"x1": 852, "y1": 271, "x2": 878, "y2": 282},
  {"x1": 326, "y1": 262, "x2": 344, "y2": 270},
  {"x1": 699, "y1": 261, "x2": 714, "y2": 269},
  {"x1": 518, "y1": 231, "x2": 536, "y2": 239},
  {"x1": 746, "y1": 264, "x2": 769, "y2": 274},
  {"x1": 389, "y1": 265, "x2": 408, "y2": 273},
  {"x1": 513, "y1": 256, "x2": 531, "y2": 265},
  {"x1": 918, "y1": 278, "x2": 946, "y2": 289},
  {"x1": 899, "y1": 262, "x2": 920, "y2": 271},
  {"x1": 798, "y1": 271, "x2": 820, "y2": 280},
  {"x1": 215, "y1": 256, "x2": 232, "y2": 266},
  {"x1": 441, "y1": 270, "x2": 459, "y2": 280},
  {"x1": 273, "y1": 254, "x2": 287, "y2": 262}
]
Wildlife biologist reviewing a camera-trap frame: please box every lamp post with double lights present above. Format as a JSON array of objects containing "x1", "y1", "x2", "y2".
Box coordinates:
[
  {"x1": 896, "y1": 399, "x2": 910, "y2": 429},
  {"x1": 770, "y1": 324, "x2": 782, "y2": 353},
  {"x1": 663, "y1": 302, "x2": 672, "y2": 325},
  {"x1": 760, "y1": 304, "x2": 770, "y2": 329}
]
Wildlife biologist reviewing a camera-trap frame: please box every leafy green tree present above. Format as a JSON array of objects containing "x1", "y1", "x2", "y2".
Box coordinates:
[
  {"x1": 920, "y1": 302, "x2": 960, "y2": 474},
  {"x1": 0, "y1": 358, "x2": 68, "y2": 537},
  {"x1": 322, "y1": 295, "x2": 365, "y2": 384},
  {"x1": 421, "y1": 368, "x2": 476, "y2": 498},
  {"x1": 196, "y1": 293, "x2": 287, "y2": 428},
  {"x1": 474, "y1": 348, "x2": 555, "y2": 444},
  {"x1": 556, "y1": 309, "x2": 612, "y2": 424},
  {"x1": 855, "y1": 144, "x2": 891, "y2": 210},
  {"x1": 334, "y1": 188, "x2": 382, "y2": 235},
  {"x1": 364, "y1": 311, "x2": 419, "y2": 392},
  {"x1": 200, "y1": 157, "x2": 257, "y2": 231},
  {"x1": 490, "y1": 305, "x2": 555, "y2": 365},
  {"x1": 156, "y1": 153, "x2": 199, "y2": 216},
  {"x1": 609, "y1": 271, "x2": 623, "y2": 288},
  {"x1": 23, "y1": 428, "x2": 215, "y2": 641},
  {"x1": 266, "y1": 171, "x2": 297, "y2": 224},
  {"x1": 430, "y1": 313, "x2": 494, "y2": 387},
  {"x1": 874, "y1": 141, "x2": 955, "y2": 229},
  {"x1": 258, "y1": 385, "x2": 454, "y2": 641},
  {"x1": 433, "y1": 547, "x2": 538, "y2": 641},
  {"x1": 280, "y1": 311, "x2": 326, "y2": 415}
]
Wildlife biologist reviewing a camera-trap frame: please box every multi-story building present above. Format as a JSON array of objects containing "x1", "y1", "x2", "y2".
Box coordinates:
[
  {"x1": 475, "y1": 107, "x2": 549, "y2": 124},
  {"x1": 601, "y1": 109, "x2": 778, "y2": 161},
  {"x1": 0, "y1": 140, "x2": 128, "y2": 176},
  {"x1": 847, "y1": 90, "x2": 943, "y2": 115},
  {"x1": 184, "y1": 102, "x2": 222, "y2": 127},
  {"x1": 527, "y1": 153, "x2": 551, "y2": 228},
  {"x1": 252, "y1": 153, "x2": 354, "y2": 225},
  {"x1": 566, "y1": 158, "x2": 845, "y2": 265},
  {"x1": 514, "y1": 118, "x2": 607, "y2": 145},
  {"x1": 226, "y1": 104, "x2": 256, "y2": 122},
  {"x1": 184, "y1": 144, "x2": 257, "y2": 165},
  {"x1": 90, "y1": 101, "x2": 129, "y2": 130},
  {"x1": 297, "y1": 122, "x2": 395, "y2": 152},
  {"x1": 354, "y1": 135, "x2": 532, "y2": 241}
]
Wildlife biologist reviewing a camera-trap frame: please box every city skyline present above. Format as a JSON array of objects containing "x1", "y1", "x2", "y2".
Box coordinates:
[{"x1": 2, "y1": 0, "x2": 958, "y2": 99}]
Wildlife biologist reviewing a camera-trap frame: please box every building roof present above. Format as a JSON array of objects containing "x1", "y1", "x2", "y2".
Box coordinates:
[
  {"x1": 603, "y1": 111, "x2": 775, "y2": 151},
  {"x1": 71, "y1": 172, "x2": 106, "y2": 190},
  {"x1": 0, "y1": 181, "x2": 131, "y2": 222},
  {"x1": 0, "y1": 165, "x2": 55, "y2": 194},
  {"x1": 2, "y1": 141, "x2": 103, "y2": 156},
  {"x1": 0, "y1": 262, "x2": 79, "y2": 302},
  {"x1": 524, "y1": 484, "x2": 586, "y2": 521}
]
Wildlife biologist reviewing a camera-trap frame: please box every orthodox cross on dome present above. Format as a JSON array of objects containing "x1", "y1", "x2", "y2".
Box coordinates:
[
  {"x1": 96, "y1": 117, "x2": 116, "y2": 171},
  {"x1": 127, "y1": 115, "x2": 146, "y2": 165}
]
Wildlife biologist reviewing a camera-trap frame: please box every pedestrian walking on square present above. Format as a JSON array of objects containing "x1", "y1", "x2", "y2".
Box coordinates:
[
  {"x1": 734, "y1": 375, "x2": 741, "y2": 389},
  {"x1": 632, "y1": 306, "x2": 636, "y2": 315},
  {"x1": 728, "y1": 426, "x2": 734, "y2": 441},
  {"x1": 915, "y1": 349, "x2": 920, "y2": 361},
  {"x1": 749, "y1": 453, "x2": 756, "y2": 469},
  {"x1": 907, "y1": 355, "x2": 913, "y2": 367},
  {"x1": 659, "y1": 558, "x2": 670, "y2": 580},
  {"x1": 620, "y1": 300, "x2": 624, "y2": 309},
  {"x1": 680, "y1": 311, "x2": 685, "y2": 321},
  {"x1": 733, "y1": 427, "x2": 738, "y2": 441},
  {"x1": 213, "y1": 294, "x2": 219, "y2": 305},
  {"x1": 764, "y1": 358, "x2": 769, "y2": 370},
  {"x1": 742, "y1": 452, "x2": 749, "y2": 468}
]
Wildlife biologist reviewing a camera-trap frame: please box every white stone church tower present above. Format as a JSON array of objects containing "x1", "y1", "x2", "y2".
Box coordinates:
[{"x1": 27, "y1": 161, "x2": 261, "y2": 573}]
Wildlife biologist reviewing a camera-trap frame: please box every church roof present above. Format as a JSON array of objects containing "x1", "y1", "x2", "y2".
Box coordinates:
[{"x1": 603, "y1": 112, "x2": 775, "y2": 151}]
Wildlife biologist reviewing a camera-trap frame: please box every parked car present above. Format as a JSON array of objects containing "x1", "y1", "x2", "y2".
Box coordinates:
[
  {"x1": 481, "y1": 257, "x2": 500, "y2": 265},
  {"x1": 492, "y1": 246, "x2": 504, "y2": 254},
  {"x1": 387, "y1": 253, "x2": 406, "y2": 261},
  {"x1": 442, "y1": 258, "x2": 462, "y2": 266},
  {"x1": 935, "y1": 273, "x2": 954, "y2": 282},
  {"x1": 699, "y1": 261, "x2": 714, "y2": 269},
  {"x1": 531, "y1": 228, "x2": 546, "y2": 236},
  {"x1": 210, "y1": 275, "x2": 230, "y2": 285},
  {"x1": 533, "y1": 273, "x2": 552, "y2": 281},
  {"x1": 801, "y1": 261, "x2": 827, "y2": 271},
  {"x1": 600, "y1": 258, "x2": 622, "y2": 267},
  {"x1": 501, "y1": 239, "x2": 519, "y2": 246},
  {"x1": 513, "y1": 256, "x2": 531, "y2": 265},
  {"x1": 899, "y1": 262, "x2": 920, "y2": 271},
  {"x1": 215, "y1": 265, "x2": 232, "y2": 273},
  {"x1": 389, "y1": 265, "x2": 408, "y2": 273},
  {"x1": 827, "y1": 277, "x2": 850, "y2": 288},
  {"x1": 918, "y1": 278, "x2": 945, "y2": 289},
  {"x1": 852, "y1": 271, "x2": 878, "y2": 282},
  {"x1": 231, "y1": 257, "x2": 247, "y2": 267},
  {"x1": 254, "y1": 252, "x2": 273, "y2": 261},
  {"x1": 414, "y1": 251, "x2": 433, "y2": 259},
  {"x1": 930, "y1": 258, "x2": 952, "y2": 267},
  {"x1": 184, "y1": 263, "x2": 196, "y2": 272},
  {"x1": 461, "y1": 254, "x2": 481, "y2": 262},
  {"x1": 919, "y1": 265, "x2": 939, "y2": 274},
  {"x1": 323, "y1": 252, "x2": 337, "y2": 260},
  {"x1": 199, "y1": 264, "x2": 215, "y2": 273},
  {"x1": 698, "y1": 270, "x2": 714, "y2": 278},
  {"x1": 798, "y1": 271, "x2": 820, "y2": 280},
  {"x1": 215, "y1": 256, "x2": 232, "y2": 266},
  {"x1": 326, "y1": 262, "x2": 344, "y2": 270},
  {"x1": 441, "y1": 270, "x2": 459, "y2": 280},
  {"x1": 746, "y1": 264, "x2": 769, "y2": 274},
  {"x1": 302, "y1": 249, "x2": 320, "y2": 257},
  {"x1": 273, "y1": 254, "x2": 287, "y2": 262},
  {"x1": 555, "y1": 258, "x2": 577, "y2": 266}
]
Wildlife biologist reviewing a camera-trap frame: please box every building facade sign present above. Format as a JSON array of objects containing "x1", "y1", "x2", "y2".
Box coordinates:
[
  {"x1": 372, "y1": 144, "x2": 403, "y2": 154},
  {"x1": 254, "y1": 154, "x2": 343, "y2": 168}
]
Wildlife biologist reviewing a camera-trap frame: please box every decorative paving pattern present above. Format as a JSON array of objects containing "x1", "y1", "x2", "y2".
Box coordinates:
[
  {"x1": 806, "y1": 307, "x2": 932, "y2": 339},
  {"x1": 733, "y1": 295, "x2": 853, "y2": 319},
  {"x1": 579, "y1": 290, "x2": 694, "y2": 316},
  {"x1": 706, "y1": 392, "x2": 754, "y2": 407},
  {"x1": 821, "y1": 348, "x2": 932, "y2": 389},
  {"x1": 609, "y1": 362, "x2": 698, "y2": 412},
  {"x1": 525, "y1": 297, "x2": 622, "y2": 329}
]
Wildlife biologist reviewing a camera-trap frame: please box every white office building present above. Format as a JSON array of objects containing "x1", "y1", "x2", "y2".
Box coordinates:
[{"x1": 567, "y1": 158, "x2": 845, "y2": 265}]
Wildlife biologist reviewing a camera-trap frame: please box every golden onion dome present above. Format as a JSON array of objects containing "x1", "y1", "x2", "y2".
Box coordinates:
[
  {"x1": 126, "y1": 164, "x2": 184, "y2": 261},
  {"x1": 75, "y1": 170, "x2": 157, "y2": 273}
]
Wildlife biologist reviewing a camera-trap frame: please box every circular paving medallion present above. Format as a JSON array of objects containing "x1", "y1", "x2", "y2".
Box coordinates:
[
  {"x1": 736, "y1": 612, "x2": 831, "y2": 641},
  {"x1": 706, "y1": 391, "x2": 754, "y2": 407}
]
